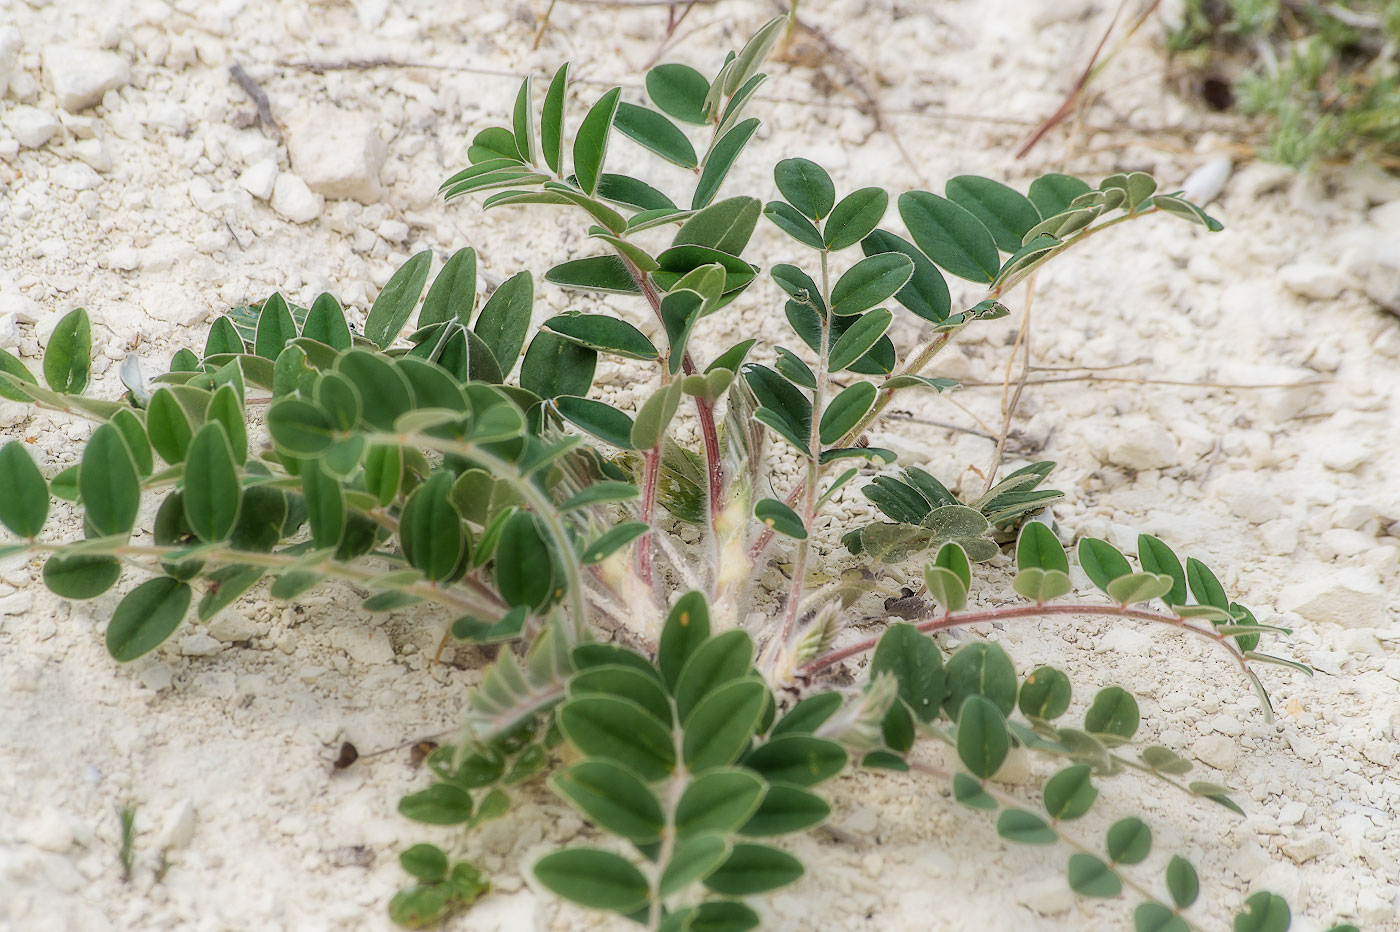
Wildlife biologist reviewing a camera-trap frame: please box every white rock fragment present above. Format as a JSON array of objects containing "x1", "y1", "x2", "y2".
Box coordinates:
[
  {"x1": 0, "y1": 27, "x2": 22, "y2": 100},
  {"x1": 0, "y1": 590, "x2": 34, "y2": 615},
  {"x1": 1277, "y1": 567, "x2": 1389, "y2": 629},
  {"x1": 1279, "y1": 801, "x2": 1307, "y2": 825},
  {"x1": 1192, "y1": 733, "x2": 1238, "y2": 770},
  {"x1": 1282, "y1": 834, "x2": 1331, "y2": 864},
  {"x1": 1279, "y1": 262, "x2": 1348, "y2": 301},
  {"x1": 237, "y1": 158, "x2": 278, "y2": 201},
  {"x1": 328, "y1": 625, "x2": 395, "y2": 665},
  {"x1": 1181, "y1": 156, "x2": 1231, "y2": 206},
  {"x1": 1014, "y1": 877, "x2": 1074, "y2": 915},
  {"x1": 0, "y1": 313, "x2": 21, "y2": 349},
  {"x1": 157, "y1": 800, "x2": 196, "y2": 851},
  {"x1": 0, "y1": 293, "x2": 40, "y2": 323},
  {"x1": 4, "y1": 105, "x2": 60, "y2": 148},
  {"x1": 52, "y1": 164, "x2": 101, "y2": 191},
  {"x1": 206, "y1": 611, "x2": 261, "y2": 643},
  {"x1": 1220, "y1": 488, "x2": 1281, "y2": 524},
  {"x1": 41, "y1": 46, "x2": 130, "y2": 111},
  {"x1": 286, "y1": 106, "x2": 386, "y2": 203},
  {"x1": 271, "y1": 173, "x2": 321, "y2": 223},
  {"x1": 1319, "y1": 438, "x2": 1370, "y2": 472},
  {"x1": 1258, "y1": 519, "x2": 1298, "y2": 556},
  {"x1": 106, "y1": 247, "x2": 141, "y2": 271},
  {"x1": 72, "y1": 137, "x2": 111, "y2": 172},
  {"x1": 179, "y1": 632, "x2": 223, "y2": 656},
  {"x1": 1106, "y1": 417, "x2": 1179, "y2": 470}
]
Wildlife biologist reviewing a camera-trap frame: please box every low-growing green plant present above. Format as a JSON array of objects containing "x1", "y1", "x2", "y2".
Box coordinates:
[
  {"x1": 0, "y1": 16, "x2": 1360, "y2": 932},
  {"x1": 1168, "y1": 0, "x2": 1400, "y2": 169}
]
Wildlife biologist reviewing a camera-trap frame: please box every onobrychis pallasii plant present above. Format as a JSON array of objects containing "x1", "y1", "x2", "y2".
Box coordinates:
[{"x1": 0, "y1": 15, "x2": 1361, "y2": 932}]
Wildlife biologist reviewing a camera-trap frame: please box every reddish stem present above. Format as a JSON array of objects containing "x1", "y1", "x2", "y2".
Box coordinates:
[
  {"x1": 636, "y1": 446, "x2": 660, "y2": 585},
  {"x1": 624, "y1": 258, "x2": 726, "y2": 528},
  {"x1": 801, "y1": 602, "x2": 1242, "y2": 676}
]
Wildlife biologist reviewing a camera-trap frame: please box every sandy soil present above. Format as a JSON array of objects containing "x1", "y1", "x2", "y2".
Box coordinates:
[{"x1": 1, "y1": 1, "x2": 1398, "y2": 930}]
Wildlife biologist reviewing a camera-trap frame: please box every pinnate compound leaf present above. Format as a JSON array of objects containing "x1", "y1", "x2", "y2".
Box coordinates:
[
  {"x1": 950, "y1": 772, "x2": 997, "y2": 810},
  {"x1": 363, "y1": 251, "x2": 433, "y2": 349},
  {"x1": 774, "y1": 157, "x2": 835, "y2": 220},
  {"x1": 1043, "y1": 764, "x2": 1097, "y2": 819},
  {"x1": 823, "y1": 187, "x2": 888, "y2": 251},
  {"x1": 945, "y1": 175, "x2": 1041, "y2": 253},
  {"x1": 1018, "y1": 666, "x2": 1071, "y2": 720},
  {"x1": 1028, "y1": 173, "x2": 1092, "y2": 217},
  {"x1": 558, "y1": 696, "x2": 675, "y2": 782},
  {"x1": 899, "y1": 191, "x2": 999, "y2": 283},
  {"x1": 520, "y1": 332, "x2": 597, "y2": 399},
  {"x1": 872, "y1": 623, "x2": 945, "y2": 722},
  {"x1": 1232, "y1": 893, "x2": 1291, "y2": 932},
  {"x1": 581, "y1": 521, "x2": 649, "y2": 564},
  {"x1": 535, "y1": 848, "x2": 649, "y2": 912},
  {"x1": 860, "y1": 229, "x2": 950, "y2": 323},
  {"x1": 944, "y1": 642, "x2": 1018, "y2": 718},
  {"x1": 1077, "y1": 537, "x2": 1132, "y2": 592},
  {"x1": 659, "y1": 590, "x2": 710, "y2": 691},
  {"x1": 674, "y1": 630, "x2": 754, "y2": 721},
  {"x1": 44, "y1": 308, "x2": 91, "y2": 394},
  {"x1": 754, "y1": 498, "x2": 805, "y2": 540},
  {"x1": 743, "y1": 735, "x2": 846, "y2": 788},
  {"x1": 1166, "y1": 855, "x2": 1200, "y2": 909},
  {"x1": 614, "y1": 101, "x2": 697, "y2": 168},
  {"x1": 473, "y1": 270, "x2": 533, "y2": 375},
  {"x1": 1134, "y1": 903, "x2": 1190, "y2": 932},
  {"x1": 956, "y1": 695, "x2": 1009, "y2": 778},
  {"x1": 81, "y1": 423, "x2": 140, "y2": 537},
  {"x1": 1012, "y1": 567, "x2": 1072, "y2": 603},
  {"x1": 1067, "y1": 853, "x2": 1122, "y2": 898},
  {"x1": 0, "y1": 441, "x2": 48, "y2": 538},
  {"x1": 819, "y1": 381, "x2": 876, "y2": 446},
  {"x1": 763, "y1": 200, "x2": 824, "y2": 249},
  {"x1": 830, "y1": 253, "x2": 914, "y2": 318},
  {"x1": 495, "y1": 511, "x2": 553, "y2": 609},
  {"x1": 183, "y1": 422, "x2": 241, "y2": 542},
  {"x1": 552, "y1": 760, "x2": 664, "y2": 844},
  {"x1": 400, "y1": 471, "x2": 464, "y2": 582},
  {"x1": 660, "y1": 833, "x2": 729, "y2": 898},
  {"x1": 44, "y1": 553, "x2": 121, "y2": 599},
  {"x1": 1106, "y1": 817, "x2": 1152, "y2": 865},
  {"x1": 923, "y1": 565, "x2": 968, "y2": 613},
  {"x1": 545, "y1": 313, "x2": 657, "y2": 360},
  {"x1": 1106, "y1": 572, "x2": 1175, "y2": 605},
  {"x1": 419, "y1": 247, "x2": 477, "y2": 328},
  {"x1": 703, "y1": 844, "x2": 803, "y2": 896},
  {"x1": 739, "y1": 784, "x2": 830, "y2": 836},
  {"x1": 573, "y1": 88, "x2": 622, "y2": 197},
  {"x1": 692, "y1": 118, "x2": 760, "y2": 210},
  {"x1": 828, "y1": 309, "x2": 892, "y2": 372},
  {"x1": 997, "y1": 809, "x2": 1057, "y2": 845},
  {"x1": 1017, "y1": 522, "x2": 1067, "y2": 573},
  {"x1": 1137, "y1": 534, "x2": 1187, "y2": 606},
  {"x1": 646, "y1": 63, "x2": 710, "y2": 125},
  {"x1": 555, "y1": 396, "x2": 635, "y2": 450},
  {"x1": 106, "y1": 577, "x2": 191, "y2": 661}
]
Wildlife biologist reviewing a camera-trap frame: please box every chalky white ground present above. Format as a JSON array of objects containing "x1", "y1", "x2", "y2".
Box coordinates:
[{"x1": 2, "y1": 1, "x2": 1398, "y2": 930}]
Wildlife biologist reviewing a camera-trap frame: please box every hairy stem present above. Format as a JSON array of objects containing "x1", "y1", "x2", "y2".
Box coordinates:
[
  {"x1": 749, "y1": 207, "x2": 1163, "y2": 566},
  {"x1": 637, "y1": 445, "x2": 661, "y2": 588},
  {"x1": 904, "y1": 757, "x2": 1206, "y2": 932},
  {"x1": 624, "y1": 257, "x2": 727, "y2": 534},
  {"x1": 801, "y1": 602, "x2": 1246, "y2": 677},
  {"x1": 774, "y1": 251, "x2": 833, "y2": 659}
]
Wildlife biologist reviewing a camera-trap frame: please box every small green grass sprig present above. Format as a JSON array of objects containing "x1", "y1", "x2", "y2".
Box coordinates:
[
  {"x1": 1170, "y1": 0, "x2": 1400, "y2": 169},
  {"x1": 0, "y1": 15, "x2": 1361, "y2": 932}
]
